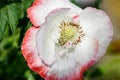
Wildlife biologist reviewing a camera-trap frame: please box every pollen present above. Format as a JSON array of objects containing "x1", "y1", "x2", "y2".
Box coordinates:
[
  {"x1": 58, "y1": 21, "x2": 84, "y2": 46},
  {"x1": 63, "y1": 28, "x2": 75, "y2": 40}
]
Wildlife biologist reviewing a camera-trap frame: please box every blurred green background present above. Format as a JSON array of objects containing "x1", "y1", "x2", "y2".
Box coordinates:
[{"x1": 0, "y1": 0, "x2": 120, "y2": 80}]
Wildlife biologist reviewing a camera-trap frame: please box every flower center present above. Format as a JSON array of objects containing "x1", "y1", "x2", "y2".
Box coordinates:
[
  {"x1": 64, "y1": 28, "x2": 75, "y2": 40},
  {"x1": 58, "y1": 21, "x2": 84, "y2": 46}
]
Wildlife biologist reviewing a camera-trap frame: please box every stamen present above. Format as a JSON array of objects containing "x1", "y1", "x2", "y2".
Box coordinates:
[{"x1": 58, "y1": 21, "x2": 84, "y2": 46}]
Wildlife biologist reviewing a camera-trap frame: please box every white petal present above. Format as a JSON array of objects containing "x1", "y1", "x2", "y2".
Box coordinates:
[
  {"x1": 27, "y1": 0, "x2": 82, "y2": 26},
  {"x1": 36, "y1": 8, "x2": 71, "y2": 66},
  {"x1": 79, "y1": 7, "x2": 113, "y2": 58}
]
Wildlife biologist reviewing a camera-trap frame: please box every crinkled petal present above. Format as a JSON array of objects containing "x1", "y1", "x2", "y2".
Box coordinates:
[
  {"x1": 80, "y1": 7, "x2": 113, "y2": 59},
  {"x1": 21, "y1": 27, "x2": 49, "y2": 78},
  {"x1": 27, "y1": 0, "x2": 82, "y2": 27}
]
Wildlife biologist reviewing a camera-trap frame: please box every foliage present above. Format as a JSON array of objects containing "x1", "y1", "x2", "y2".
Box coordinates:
[{"x1": 0, "y1": 0, "x2": 44, "y2": 80}]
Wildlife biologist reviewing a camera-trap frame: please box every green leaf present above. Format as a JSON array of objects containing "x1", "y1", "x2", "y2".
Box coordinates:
[
  {"x1": 70, "y1": 0, "x2": 80, "y2": 7},
  {"x1": 7, "y1": 3, "x2": 18, "y2": 32},
  {"x1": 25, "y1": 70, "x2": 35, "y2": 80},
  {"x1": 15, "y1": 3, "x2": 24, "y2": 19},
  {"x1": 0, "y1": 0, "x2": 8, "y2": 9},
  {"x1": 95, "y1": 0, "x2": 102, "y2": 8},
  {"x1": 0, "y1": 6, "x2": 8, "y2": 39}
]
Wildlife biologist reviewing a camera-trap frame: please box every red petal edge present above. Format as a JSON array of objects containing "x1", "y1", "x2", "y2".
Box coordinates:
[
  {"x1": 27, "y1": 0, "x2": 41, "y2": 27},
  {"x1": 80, "y1": 38, "x2": 99, "y2": 80},
  {"x1": 21, "y1": 27, "x2": 49, "y2": 78}
]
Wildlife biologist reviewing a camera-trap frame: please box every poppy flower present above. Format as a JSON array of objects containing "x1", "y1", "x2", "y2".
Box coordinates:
[{"x1": 21, "y1": 0, "x2": 113, "y2": 80}]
